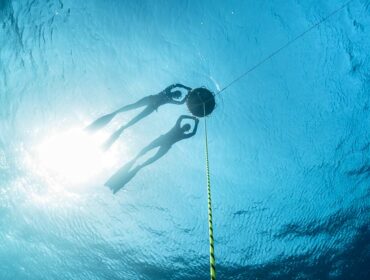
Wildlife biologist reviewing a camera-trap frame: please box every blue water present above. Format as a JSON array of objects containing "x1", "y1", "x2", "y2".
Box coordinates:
[{"x1": 1, "y1": 0, "x2": 369, "y2": 279}]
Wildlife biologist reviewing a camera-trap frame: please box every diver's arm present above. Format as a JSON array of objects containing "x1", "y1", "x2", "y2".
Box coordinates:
[
  {"x1": 177, "y1": 115, "x2": 197, "y2": 122},
  {"x1": 170, "y1": 93, "x2": 188, "y2": 104},
  {"x1": 170, "y1": 100, "x2": 183, "y2": 105},
  {"x1": 184, "y1": 118, "x2": 199, "y2": 138},
  {"x1": 174, "y1": 83, "x2": 192, "y2": 91},
  {"x1": 176, "y1": 115, "x2": 187, "y2": 126},
  {"x1": 180, "y1": 115, "x2": 197, "y2": 120},
  {"x1": 168, "y1": 83, "x2": 192, "y2": 91},
  {"x1": 176, "y1": 115, "x2": 198, "y2": 127}
]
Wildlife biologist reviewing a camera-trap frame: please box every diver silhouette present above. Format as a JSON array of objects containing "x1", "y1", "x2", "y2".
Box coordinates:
[
  {"x1": 86, "y1": 83, "x2": 192, "y2": 150},
  {"x1": 105, "y1": 115, "x2": 199, "y2": 194}
]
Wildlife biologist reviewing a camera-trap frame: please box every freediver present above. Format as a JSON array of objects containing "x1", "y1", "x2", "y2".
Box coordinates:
[
  {"x1": 86, "y1": 83, "x2": 192, "y2": 149},
  {"x1": 105, "y1": 115, "x2": 199, "y2": 194}
]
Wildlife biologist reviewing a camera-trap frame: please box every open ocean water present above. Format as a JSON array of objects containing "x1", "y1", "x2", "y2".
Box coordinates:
[{"x1": 0, "y1": 0, "x2": 369, "y2": 279}]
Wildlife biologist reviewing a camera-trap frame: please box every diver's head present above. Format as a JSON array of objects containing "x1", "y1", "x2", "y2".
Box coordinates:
[
  {"x1": 182, "y1": 123, "x2": 191, "y2": 131},
  {"x1": 170, "y1": 90, "x2": 182, "y2": 99}
]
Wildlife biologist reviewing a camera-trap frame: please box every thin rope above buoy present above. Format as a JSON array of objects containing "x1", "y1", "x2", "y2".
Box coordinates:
[{"x1": 217, "y1": 0, "x2": 355, "y2": 95}]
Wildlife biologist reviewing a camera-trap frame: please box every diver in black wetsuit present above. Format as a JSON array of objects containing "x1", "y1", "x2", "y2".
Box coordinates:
[
  {"x1": 105, "y1": 115, "x2": 199, "y2": 194},
  {"x1": 86, "y1": 83, "x2": 192, "y2": 149}
]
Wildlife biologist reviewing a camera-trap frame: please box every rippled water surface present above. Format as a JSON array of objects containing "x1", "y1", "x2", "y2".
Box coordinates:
[{"x1": 0, "y1": 0, "x2": 369, "y2": 279}]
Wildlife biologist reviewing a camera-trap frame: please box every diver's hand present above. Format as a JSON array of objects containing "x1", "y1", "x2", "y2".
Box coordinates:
[
  {"x1": 180, "y1": 115, "x2": 198, "y2": 120},
  {"x1": 178, "y1": 84, "x2": 192, "y2": 91},
  {"x1": 168, "y1": 83, "x2": 191, "y2": 91}
]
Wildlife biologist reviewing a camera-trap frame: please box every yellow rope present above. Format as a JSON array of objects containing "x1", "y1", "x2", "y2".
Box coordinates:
[{"x1": 204, "y1": 114, "x2": 216, "y2": 280}]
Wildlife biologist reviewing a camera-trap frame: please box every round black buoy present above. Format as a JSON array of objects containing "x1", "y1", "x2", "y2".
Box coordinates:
[{"x1": 186, "y1": 87, "x2": 216, "y2": 117}]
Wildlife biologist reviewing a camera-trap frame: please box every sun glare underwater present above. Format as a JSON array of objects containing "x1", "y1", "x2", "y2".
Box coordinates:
[{"x1": 0, "y1": 0, "x2": 370, "y2": 279}]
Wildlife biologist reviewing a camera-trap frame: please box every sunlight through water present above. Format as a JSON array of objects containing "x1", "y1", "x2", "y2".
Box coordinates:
[{"x1": 31, "y1": 128, "x2": 123, "y2": 185}]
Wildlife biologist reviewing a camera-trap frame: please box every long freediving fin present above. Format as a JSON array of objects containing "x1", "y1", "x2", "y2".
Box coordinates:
[
  {"x1": 105, "y1": 161, "x2": 137, "y2": 193},
  {"x1": 86, "y1": 112, "x2": 116, "y2": 132},
  {"x1": 102, "y1": 127, "x2": 124, "y2": 150}
]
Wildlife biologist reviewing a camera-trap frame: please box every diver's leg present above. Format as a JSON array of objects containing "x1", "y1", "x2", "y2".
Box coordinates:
[
  {"x1": 105, "y1": 144, "x2": 168, "y2": 194},
  {"x1": 114, "y1": 96, "x2": 151, "y2": 114},
  {"x1": 136, "y1": 146, "x2": 170, "y2": 169},
  {"x1": 135, "y1": 137, "x2": 163, "y2": 159},
  {"x1": 120, "y1": 105, "x2": 154, "y2": 130},
  {"x1": 103, "y1": 106, "x2": 155, "y2": 150},
  {"x1": 122, "y1": 137, "x2": 163, "y2": 170},
  {"x1": 86, "y1": 97, "x2": 152, "y2": 132}
]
